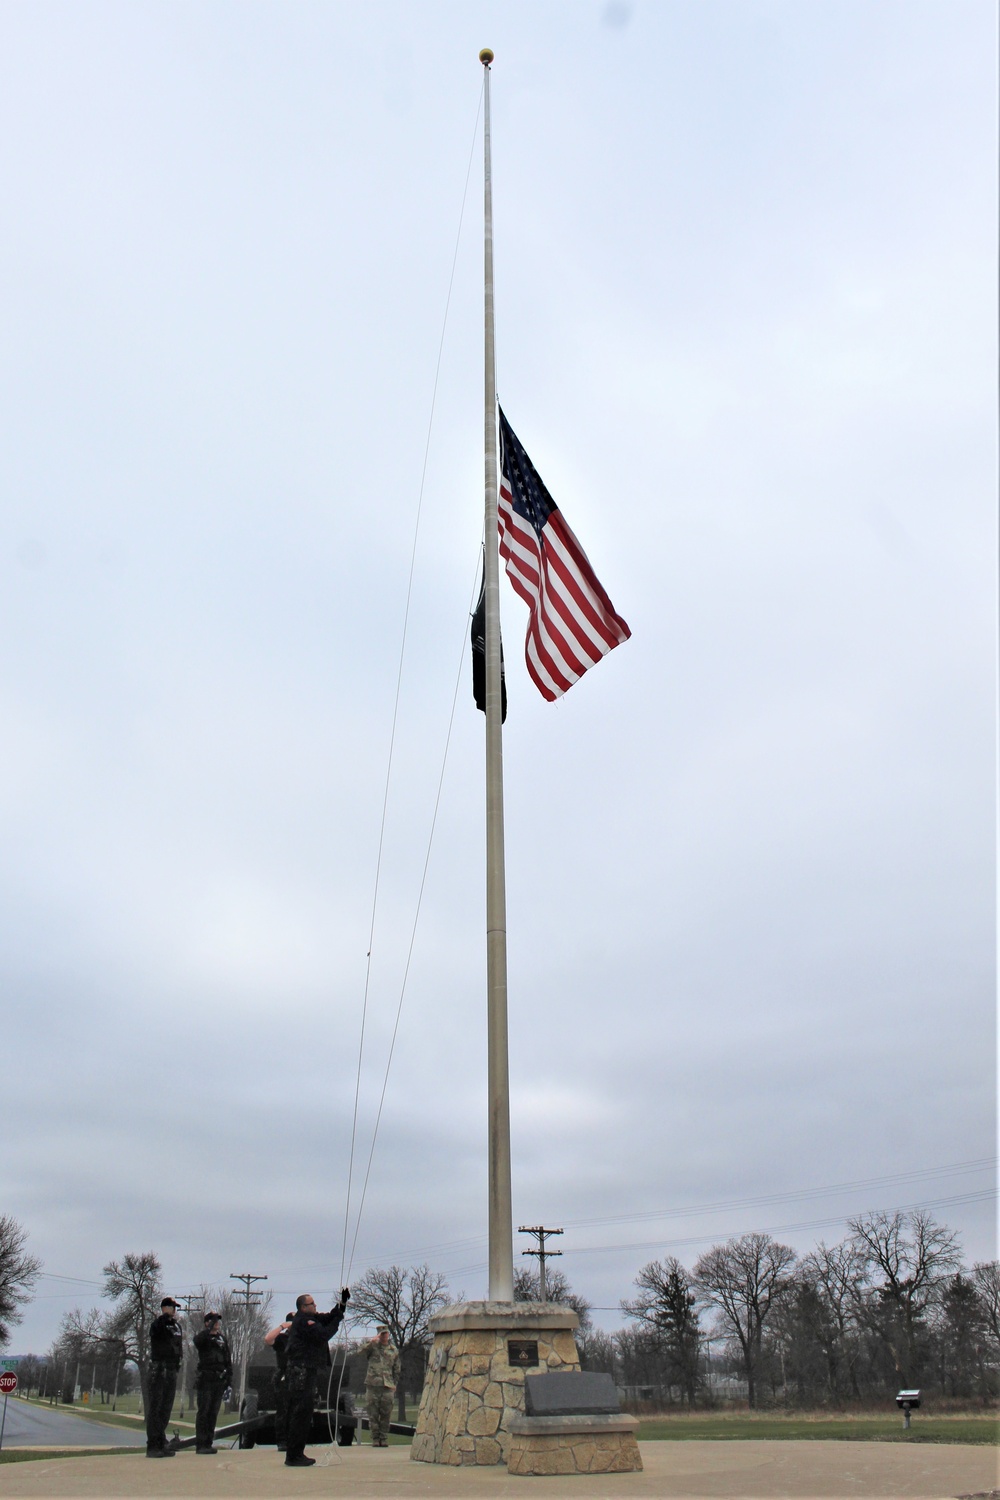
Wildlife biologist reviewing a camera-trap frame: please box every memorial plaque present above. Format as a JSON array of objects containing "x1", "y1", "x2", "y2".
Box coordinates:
[
  {"x1": 524, "y1": 1370, "x2": 620, "y2": 1416},
  {"x1": 507, "y1": 1339, "x2": 539, "y2": 1368}
]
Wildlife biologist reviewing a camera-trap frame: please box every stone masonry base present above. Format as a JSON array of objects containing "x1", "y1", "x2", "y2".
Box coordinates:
[
  {"x1": 507, "y1": 1413, "x2": 643, "y2": 1476},
  {"x1": 410, "y1": 1301, "x2": 580, "y2": 1467}
]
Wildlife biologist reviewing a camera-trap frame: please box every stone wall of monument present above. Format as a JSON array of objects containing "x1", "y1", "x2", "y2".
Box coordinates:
[{"x1": 411, "y1": 1302, "x2": 581, "y2": 1467}]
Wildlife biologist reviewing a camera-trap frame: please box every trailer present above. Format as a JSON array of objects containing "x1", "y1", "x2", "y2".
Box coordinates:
[{"x1": 237, "y1": 1352, "x2": 358, "y2": 1448}]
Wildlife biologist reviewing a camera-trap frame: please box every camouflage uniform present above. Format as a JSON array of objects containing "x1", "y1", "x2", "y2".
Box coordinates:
[{"x1": 362, "y1": 1335, "x2": 400, "y2": 1447}]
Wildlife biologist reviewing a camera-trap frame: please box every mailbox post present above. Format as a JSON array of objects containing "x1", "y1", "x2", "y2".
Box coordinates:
[{"x1": 895, "y1": 1389, "x2": 921, "y2": 1431}]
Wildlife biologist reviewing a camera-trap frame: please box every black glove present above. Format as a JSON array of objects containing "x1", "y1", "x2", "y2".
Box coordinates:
[{"x1": 340, "y1": 1286, "x2": 350, "y2": 1305}]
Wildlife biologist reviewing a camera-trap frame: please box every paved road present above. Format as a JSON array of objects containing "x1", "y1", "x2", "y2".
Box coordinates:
[{"x1": 0, "y1": 1396, "x2": 146, "y2": 1447}]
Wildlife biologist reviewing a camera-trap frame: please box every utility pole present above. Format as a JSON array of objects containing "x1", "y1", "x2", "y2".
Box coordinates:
[
  {"x1": 230, "y1": 1273, "x2": 267, "y2": 1408},
  {"x1": 90, "y1": 1335, "x2": 125, "y2": 1411},
  {"x1": 173, "y1": 1295, "x2": 201, "y2": 1418},
  {"x1": 518, "y1": 1226, "x2": 563, "y2": 1304}
]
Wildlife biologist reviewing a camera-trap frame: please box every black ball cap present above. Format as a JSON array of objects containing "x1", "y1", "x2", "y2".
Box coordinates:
[{"x1": 161, "y1": 1297, "x2": 178, "y2": 1309}]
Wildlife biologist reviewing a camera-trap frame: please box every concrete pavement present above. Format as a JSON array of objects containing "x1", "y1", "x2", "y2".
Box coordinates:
[{"x1": 0, "y1": 1441, "x2": 995, "y2": 1499}]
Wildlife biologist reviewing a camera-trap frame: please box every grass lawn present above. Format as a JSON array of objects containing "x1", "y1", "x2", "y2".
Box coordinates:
[
  {"x1": 636, "y1": 1411, "x2": 999, "y2": 1444},
  {"x1": 380, "y1": 1403, "x2": 998, "y2": 1448},
  {"x1": 28, "y1": 1392, "x2": 146, "y2": 1417},
  {"x1": 0, "y1": 1449, "x2": 136, "y2": 1465}
]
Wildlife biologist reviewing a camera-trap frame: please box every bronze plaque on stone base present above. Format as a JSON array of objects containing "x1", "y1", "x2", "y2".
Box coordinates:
[{"x1": 507, "y1": 1339, "x2": 539, "y2": 1368}]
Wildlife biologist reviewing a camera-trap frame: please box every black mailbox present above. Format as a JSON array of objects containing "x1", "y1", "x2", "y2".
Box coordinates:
[{"x1": 895, "y1": 1388, "x2": 920, "y2": 1429}]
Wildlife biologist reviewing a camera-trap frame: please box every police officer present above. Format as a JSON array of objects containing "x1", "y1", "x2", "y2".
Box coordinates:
[
  {"x1": 361, "y1": 1325, "x2": 400, "y2": 1447},
  {"x1": 192, "y1": 1311, "x2": 233, "y2": 1454},
  {"x1": 263, "y1": 1312, "x2": 296, "y2": 1453},
  {"x1": 146, "y1": 1296, "x2": 183, "y2": 1458},
  {"x1": 282, "y1": 1288, "x2": 350, "y2": 1468}
]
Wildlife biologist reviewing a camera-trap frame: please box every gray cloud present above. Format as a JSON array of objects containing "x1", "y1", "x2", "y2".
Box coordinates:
[{"x1": 1, "y1": 1, "x2": 993, "y2": 1352}]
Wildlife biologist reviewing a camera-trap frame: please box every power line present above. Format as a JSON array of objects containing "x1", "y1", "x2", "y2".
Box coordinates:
[
  {"x1": 321, "y1": 1186, "x2": 998, "y2": 1287},
  {"x1": 235, "y1": 1180, "x2": 996, "y2": 1293},
  {"x1": 559, "y1": 1157, "x2": 997, "y2": 1233},
  {"x1": 144, "y1": 1164, "x2": 995, "y2": 1296},
  {"x1": 565, "y1": 1189, "x2": 997, "y2": 1258}
]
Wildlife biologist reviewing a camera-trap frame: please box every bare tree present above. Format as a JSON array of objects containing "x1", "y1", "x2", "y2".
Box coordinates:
[
  {"x1": 101, "y1": 1251, "x2": 162, "y2": 1407},
  {"x1": 578, "y1": 1327, "x2": 616, "y2": 1377},
  {"x1": 0, "y1": 1215, "x2": 42, "y2": 1347},
  {"x1": 15, "y1": 1353, "x2": 45, "y2": 1396},
  {"x1": 347, "y1": 1265, "x2": 449, "y2": 1421},
  {"x1": 514, "y1": 1266, "x2": 592, "y2": 1334},
  {"x1": 61, "y1": 1306, "x2": 104, "y2": 1344},
  {"x1": 214, "y1": 1286, "x2": 273, "y2": 1405},
  {"x1": 50, "y1": 1306, "x2": 122, "y2": 1402},
  {"x1": 621, "y1": 1257, "x2": 701, "y2": 1404},
  {"x1": 937, "y1": 1272, "x2": 990, "y2": 1397},
  {"x1": 614, "y1": 1324, "x2": 668, "y2": 1401},
  {"x1": 799, "y1": 1238, "x2": 868, "y2": 1400},
  {"x1": 694, "y1": 1233, "x2": 797, "y2": 1409},
  {"x1": 972, "y1": 1261, "x2": 1000, "y2": 1350},
  {"x1": 52, "y1": 1308, "x2": 95, "y2": 1399},
  {"x1": 847, "y1": 1210, "x2": 961, "y2": 1385}
]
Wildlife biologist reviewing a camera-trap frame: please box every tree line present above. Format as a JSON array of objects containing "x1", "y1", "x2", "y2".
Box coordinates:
[
  {"x1": 581, "y1": 1211, "x2": 999, "y2": 1408},
  {"x1": 3, "y1": 1208, "x2": 997, "y2": 1413},
  {"x1": 16, "y1": 1253, "x2": 452, "y2": 1423}
]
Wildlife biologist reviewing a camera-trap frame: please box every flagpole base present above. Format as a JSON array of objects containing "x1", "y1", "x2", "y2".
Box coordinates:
[{"x1": 410, "y1": 1301, "x2": 580, "y2": 1467}]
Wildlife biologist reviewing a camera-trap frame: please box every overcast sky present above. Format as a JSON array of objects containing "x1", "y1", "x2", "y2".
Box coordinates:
[{"x1": 2, "y1": 0, "x2": 995, "y2": 1355}]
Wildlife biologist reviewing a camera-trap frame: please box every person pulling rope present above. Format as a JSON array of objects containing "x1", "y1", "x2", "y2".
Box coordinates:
[{"x1": 280, "y1": 1288, "x2": 350, "y2": 1467}]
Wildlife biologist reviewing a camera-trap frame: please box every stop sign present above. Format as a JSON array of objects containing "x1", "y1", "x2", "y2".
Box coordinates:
[{"x1": 0, "y1": 1372, "x2": 17, "y2": 1394}]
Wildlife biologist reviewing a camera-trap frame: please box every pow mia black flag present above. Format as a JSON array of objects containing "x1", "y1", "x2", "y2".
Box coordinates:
[{"x1": 471, "y1": 575, "x2": 507, "y2": 722}]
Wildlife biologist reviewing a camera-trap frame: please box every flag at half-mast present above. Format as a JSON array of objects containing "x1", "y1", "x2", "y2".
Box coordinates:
[{"x1": 497, "y1": 406, "x2": 631, "y2": 701}]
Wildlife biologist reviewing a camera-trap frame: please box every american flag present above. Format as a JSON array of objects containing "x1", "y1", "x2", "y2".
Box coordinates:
[{"x1": 497, "y1": 407, "x2": 631, "y2": 701}]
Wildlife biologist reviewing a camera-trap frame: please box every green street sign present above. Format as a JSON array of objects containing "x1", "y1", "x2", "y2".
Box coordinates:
[{"x1": 0, "y1": 1359, "x2": 20, "y2": 1372}]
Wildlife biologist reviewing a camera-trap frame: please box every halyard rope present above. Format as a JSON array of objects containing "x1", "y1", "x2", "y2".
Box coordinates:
[{"x1": 320, "y1": 78, "x2": 486, "y2": 1467}]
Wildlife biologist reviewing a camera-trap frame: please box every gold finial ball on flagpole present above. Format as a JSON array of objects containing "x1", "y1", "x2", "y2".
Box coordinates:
[{"x1": 479, "y1": 48, "x2": 494, "y2": 65}]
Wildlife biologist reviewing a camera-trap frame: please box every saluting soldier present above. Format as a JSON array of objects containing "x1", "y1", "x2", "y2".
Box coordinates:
[
  {"x1": 145, "y1": 1297, "x2": 183, "y2": 1458},
  {"x1": 192, "y1": 1311, "x2": 233, "y2": 1455},
  {"x1": 361, "y1": 1325, "x2": 400, "y2": 1448}
]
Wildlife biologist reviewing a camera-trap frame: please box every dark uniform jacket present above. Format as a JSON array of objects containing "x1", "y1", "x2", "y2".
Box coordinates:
[
  {"x1": 272, "y1": 1329, "x2": 290, "y2": 1374},
  {"x1": 285, "y1": 1304, "x2": 346, "y2": 1371},
  {"x1": 193, "y1": 1329, "x2": 233, "y2": 1381},
  {"x1": 149, "y1": 1314, "x2": 183, "y2": 1368}
]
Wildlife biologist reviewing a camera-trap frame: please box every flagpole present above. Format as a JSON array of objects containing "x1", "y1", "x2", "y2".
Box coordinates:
[{"x1": 480, "y1": 46, "x2": 513, "y2": 1303}]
